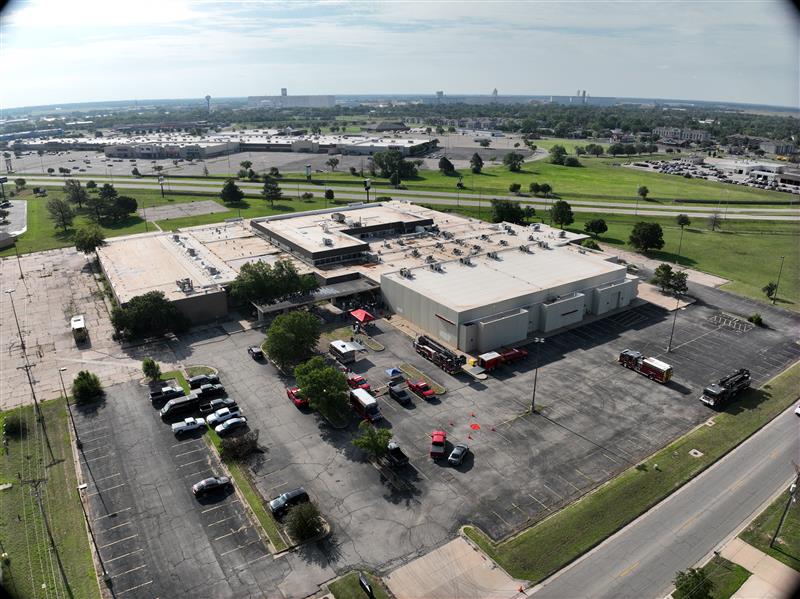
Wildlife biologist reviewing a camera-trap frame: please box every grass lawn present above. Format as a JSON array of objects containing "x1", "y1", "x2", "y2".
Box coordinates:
[
  {"x1": 328, "y1": 571, "x2": 390, "y2": 599},
  {"x1": 0, "y1": 400, "x2": 101, "y2": 599},
  {"x1": 463, "y1": 362, "x2": 800, "y2": 583},
  {"x1": 160, "y1": 369, "x2": 190, "y2": 394},
  {"x1": 703, "y1": 556, "x2": 751, "y2": 599},
  {"x1": 185, "y1": 365, "x2": 215, "y2": 377},
  {"x1": 739, "y1": 488, "x2": 800, "y2": 572},
  {"x1": 442, "y1": 205, "x2": 800, "y2": 310},
  {"x1": 291, "y1": 157, "x2": 791, "y2": 204}
]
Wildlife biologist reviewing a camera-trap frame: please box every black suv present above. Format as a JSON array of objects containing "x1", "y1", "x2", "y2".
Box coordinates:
[
  {"x1": 194, "y1": 383, "x2": 226, "y2": 400},
  {"x1": 188, "y1": 374, "x2": 220, "y2": 389},
  {"x1": 388, "y1": 384, "x2": 411, "y2": 406},
  {"x1": 149, "y1": 385, "x2": 184, "y2": 402},
  {"x1": 269, "y1": 488, "x2": 310, "y2": 518}
]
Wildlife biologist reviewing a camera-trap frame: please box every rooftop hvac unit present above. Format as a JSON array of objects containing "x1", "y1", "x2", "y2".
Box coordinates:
[
  {"x1": 172, "y1": 234, "x2": 180, "y2": 241},
  {"x1": 519, "y1": 244, "x2": 531, "y2": 253},
  {"x1": 435, "y1": 263, "x2": 444, "y2": 272},
  {"x1": 187, "y1": 248, "x2": 197, "y2": 256},
  {"x1": 322, "y1": 224, "x2": 330, "y2": 233},
  {"x1": 499, "y1": 239, "x2": 508, "y2": 246},
  {"x1": 435, "y1": 242, "x2": 443, "y2": 249},
  {"x1": 459, "y1": 256, "x2": 472, "y2": 265},
  {"x1": 452, "y1": 248, "x2": 462, "y2": 255},
  {"x1": 397, "y1": 239, "x2": 405, "y2": 246},
  {"x1": 559, "y1": 230, "x2": 566, "y2": 238},
  {"x1": 411, "y1": 248, "x2": 420, "y2": 257},
  {"x1": 487, "y1": 251, "x2": 499, "y2": 260},
  {"x1": 323, "y1": 237, "x2": 333, "y2": 246},
  {"x1": 426, "y1": 255, "x2": 435, "y2": 263},
  {"x1": 533, "y1": 223, "x2": 541, "y2": 231},
  {"x1": 480, "y1": 234, "x2": 489, "y2": 241}
]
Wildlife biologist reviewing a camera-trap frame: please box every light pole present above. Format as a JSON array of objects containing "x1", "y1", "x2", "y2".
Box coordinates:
[
  {"x1": 530, "y1": 337, "x2": 545, "y2": 413},
  {"x1": 13, "y1": 244, "x2": 24, "y2": 280},
  {"x1": 77, "y1": 486, "x2": 111, "y2": 586},
  {"x1": 364, "y1": 178, "x2": 371, "y2": 204},
  {"x1": 772, "y1": 255, "x2": 786, "y2": 305},
  {"x1": 667, "y1": 298, "x2": 683, "y2": 352},
  {"x1": 59, "y1": 367, "x2": 81, "y2": 449},
  {"x1": 158, "y1": 175, "x2": 165, "y2": 199},
  {"x1": 770, "y1": 472, "x2": 799, "y2": 548},
  {"x1": 5, "y1": 288, "x2": 24, "y2": 351},
  {"x1": 675, "y1": 225, "x2": 685, "y2": 266},
  {"x1": 6, "y1": 288, "x2": 43, "y2": 421}
]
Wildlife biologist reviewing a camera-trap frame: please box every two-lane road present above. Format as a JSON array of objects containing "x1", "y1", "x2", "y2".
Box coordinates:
[{"x1": 531, "y1": 400, "x2": 800, "y2": 599}]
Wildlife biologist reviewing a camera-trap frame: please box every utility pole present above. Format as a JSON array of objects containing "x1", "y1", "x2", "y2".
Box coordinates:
[
  {"x1": 59, "y1": 367, "x2": 81, "y2": 449},
  {"x1": 675, "y1": 225, "x2": 685, "y2": 267},
  {"x1": 364, "y1": 178, "x2": 371, "y2": 204},
  {"x1": 32, "y1": 483, "x2": 71, "y2": 593},
  {"x1": 6, "y1": 289, "x2": 44, "y2": 422},
  {"x1": 667, "y1": 296, "x2": 683, "y2": 352},
  {"x1": 770, "y1": 471, "x2": 799, "y2": 548},
  {"x1": 530, "y1": 337, "x2": 545, "y2": 413},
  {"x1": 772, "y1": 255, "x2": 785, "y2": 305},
  {"x1": 77, "y1": 486, "x2": 111, "y2": 586}
]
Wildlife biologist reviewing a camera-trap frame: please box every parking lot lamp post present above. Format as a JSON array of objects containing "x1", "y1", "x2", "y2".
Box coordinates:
[
  {"x1": 59, "y1": 367, "x2": 81, "y2": 449},
  {"x1": 770, "y1": 472, "x2": 799, "y2": 548},
  {"x1": 364, "y1": 179, "x2": 371, "y2": 204},
  {"x1": 77, "y1": 485, "x2": 111, "y2": 585},
  {"x1": 675, "y1": 225, "x2": 685, "y2": 266},
  {"x1": 5, "y1": 289, "x2": 24, "y2": 351},
  {"x1": 530, "y1": 337, "x2": 545, "y2": 413},
  {"x1": 667, "y1": 296, "x2": 683, "y2": 352},
  {"x1": 158, "y1": 175, "x2": 165, "y2": 199},
  {"x1": 13, "y1": 244, "x2": 24, "y2": 280},
  {"x1": 772, "y1": 255, "x2": 785, "y2": 305}
]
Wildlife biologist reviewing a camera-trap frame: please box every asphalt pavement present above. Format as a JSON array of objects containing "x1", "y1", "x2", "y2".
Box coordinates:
[{"x1": 530, "y1": 402, "x2": 800, "y2": 599}]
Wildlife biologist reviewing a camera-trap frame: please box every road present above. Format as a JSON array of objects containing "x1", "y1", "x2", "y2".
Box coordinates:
[
  {"x1": 530, "y1": 400, "x2": 800, "y2": 599},
  {"x1": 20, "y1": 175, "x2": 800, "y2": 221}
]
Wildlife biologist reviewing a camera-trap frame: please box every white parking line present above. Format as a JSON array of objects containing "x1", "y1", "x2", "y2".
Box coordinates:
[
  {"x1": 87, "y1": 483, "x2": 126, "y2": 497},
  {"x1": 99, "y1": 534, "x2": 139, "y2": 549},
  {"x1": 111, "y1": 564, "x2": 147, "y2": 579},
  {"x1": 214, "y1": 526, "x2": 247, "y2": 541},
  {"x1": 102, "y1": 521, "x2": 131, "y2": 533},
  {"x1": 81, "y1": 432, "x2": 112, "y2": 444},
  {"x1": 79, "y1": 445, "x2": 108, "y2": 455},
  {"x1": 82, "y1": 453, "x2": 115, "y2": 463},
  {"x1": 177, "y1": 458, "x2": 208, "y2": 469},
  {"x1": 92, "y1": 507, "x2": 132, "y2": 522},
  {"x1": 207, "y1": 515, "x2": 238, "y2": 527},
  {"x1": 543, "y1": 483, "x2": 563, "y2": 500},
  {"x1": 89, "y1": 472, "x2": 122, "y2": 484},
  {"x1": 174, "y1": 447, "x2": 206, "y2": 458},
  {"x1": 105, "y1": 548, "x2": 144, "y2": 563},
  {"x1": 233, "y1": 552, "x2": 270, "y2": 571},
  {"x1": 170, "y1": 439, "x2": 202, "y2": 449},
  {"x1": 116, "y1": 580, "x2": 153, "y2": 596},
  {"x1": 219, "y1": 539, "x2": 259, "y2": 557},
  {"x1": 183, "y1": 469, "x2": 213, "y2": 479},
  {"x1": 201, "y1": 500, "x2": 240, "y2": 514}
]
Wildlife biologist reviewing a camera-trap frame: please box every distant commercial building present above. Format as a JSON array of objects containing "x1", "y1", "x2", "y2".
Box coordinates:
[
  {"x1": 364, "y1": 122, "x2": 409, "y2": 132},
  {"x1": 247, "y1": 89, "x2": 336, "y2": 108},
  {"x1": 759, "y1": 140, "x2": 795, "y2": 155},
  {"x1": 653, "y1": 127, "x2": 712, "y2": 143},
  {"x1": 0, "y1": 128, "x2": 64, "y2": 142}
]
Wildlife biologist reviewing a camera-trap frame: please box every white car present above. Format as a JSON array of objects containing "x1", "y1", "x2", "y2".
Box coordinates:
[
  {"x1": 215, "y1": 416, "x2": 247, "y2": 437},
  {"x1": 171, "y1": 417, "x2": 205, "y2": 435},
  {"x1": 795, "y1": 403, "x2": 800, "y2": 416},
  {"x1": 205, "y1": 407, "x2": 242, "y2": 427}
]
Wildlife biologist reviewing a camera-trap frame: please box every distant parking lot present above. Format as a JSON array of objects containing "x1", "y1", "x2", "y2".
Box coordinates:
[{"x1": 72, "y1": 381, "x2": 280, "y2": 599}]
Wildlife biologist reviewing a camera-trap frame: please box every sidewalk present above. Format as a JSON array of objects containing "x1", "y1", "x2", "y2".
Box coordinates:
[{"x1": 721, "y1": 537, "x2": 800, "y2": 599}]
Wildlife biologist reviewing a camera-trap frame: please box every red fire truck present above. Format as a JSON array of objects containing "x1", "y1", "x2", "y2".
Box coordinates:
[
  {"x1": 477, "y1": 347, "x2": 529, "y2": 371},
  {"x1": 618, "y1": 349, "x2": 672, "y2": 383}
]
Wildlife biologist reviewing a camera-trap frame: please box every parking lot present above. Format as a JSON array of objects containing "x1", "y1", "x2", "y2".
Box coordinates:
[
  {"x1": 176, "y1": 281, "x2": 800, "y2": 586},
  {"x1": 72, "y1": 381, "x2": 280, "y2": 598}
]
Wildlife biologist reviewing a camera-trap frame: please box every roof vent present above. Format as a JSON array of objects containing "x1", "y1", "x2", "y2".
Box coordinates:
[{"x1": 323, "y1": 237, "x2": 333, "y2": 246}]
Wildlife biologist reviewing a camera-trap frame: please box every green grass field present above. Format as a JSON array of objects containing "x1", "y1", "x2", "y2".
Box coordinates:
[
  {"x1": 464, "y1": 363, "x2": 800, "y2": 583},
  {"x1": 328, "y1": 571, "x2": 390, "y2": 599},
  {"x1": 446, "y1": 206, "x2": 799, "y2": 310},
  {"x1": 704, "y1": 556, "x2": 751, "y2": 599},
  {"x1": 740, "y1": 488, "x2": 800, "y2": 572},
  {"x1": 0, "y1": 400, "x2": 101, "y2": 599}
]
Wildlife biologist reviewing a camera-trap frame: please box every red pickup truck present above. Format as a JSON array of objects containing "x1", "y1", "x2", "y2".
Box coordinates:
[
  {"x1": 430, "y1": 430, "x2": 447, "y2": 459},
  {"x1": 407, "y1": 379, "x2": 436, "y2": 400},
  {"x1": 346, "y1": 373, "x2": 371, "y2": 391}
]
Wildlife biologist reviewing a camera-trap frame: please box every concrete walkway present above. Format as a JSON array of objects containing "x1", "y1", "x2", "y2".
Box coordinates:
[{"x1": 721, "y1": 538, "x2": 800, "y2": 599}]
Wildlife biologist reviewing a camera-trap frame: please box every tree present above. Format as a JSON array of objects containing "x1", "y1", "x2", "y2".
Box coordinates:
[
  {"x1": 142, "y1": 357, "x2": 161, "y2": 382},
  {"x1": 529, "y1": 182, "x2": 541, "y2": 195},
  {"x1": 111, "y1": 291, "x2": 190, "y2": 340},
  {"x1": 673, "y1": 567, "x2": 713, "y2": 599},
  {"x1": 106, "y1": 196, "x2": 137, "y2": 222},
  {"x1": 574, "y1": 146, "x2": 586, "y2": 156},
  {"x1": 237, "y1": 169, "x2": 248, "y2": 179},
  {"x1": 239, "y1": 160, "x2": 252, "y2": 171},
  {"x1": 100, "y1": 183, "x2": 118, "y2": 202},
  {"x1": 581, "y1": 238, "x2": 601, "y2": 250},
  {"x1": 637, "y1": 185, "x2": 650, "y2": 201},
  {"x1": 14, "y1": 178, "x2": 25, "y2": 191},
  {"x1": 490, "y1": 199, "x2": 525, "y2": 225},
  {"x1": 47, "y1": 167, "x2": 55, "y2": 175},
  {"x1": 352, "y1": 420, "x2": 392, "y2": 462},
  {"x1": 551, "y1": 200, "x2": 574, "y2": 228},
  {"x1": 438, "y1": 156, "x2": 455, "y2": 174},
  {"x1": 502, "y1": 152, "x2": 524, "y2": 172},
  {"x1": 584, "y1": 218, "x2": 608, "y2": 238},
  {"x1": 230, "y1": 259, "x2": 318, "y2": 305},
  {"x1": 74, "y1": 225, "x2": 106, "y2": 254},
  {"x1": 373, "y1": 150, "x2": 416, "y2": 178},
  {"x1": 676, "y1": 214, "x2": 691, "y2": 229},
  {"x1": 202, "y1": 165, "x2": 209, "y2": 177},
  {"x1": 85, "y1": 193, "x2": 109, "y2": 222},
  {"x1": 72, "y1": 371, "x2": 104, "y2": 403},
  {"x1": 585, "y1": 143, "x2": 604, "y2": 157},
  {"x1": 325, "y1": 157, "x2": 339, "y2": 172},
  {"x1": 470, "y1": 153, "x2": 484, "y2": 174},
  {"x1": 628, "y1": 221, "x2": 665, "y2": 253},
  {"x1": 479, "y1": 139, "x2": 490, "y2": 148},
  {"x1": 293, "y1": 355, "x2": 349, "y2": 418},
  {"x1": 285, "y1": 502, "x2": 323, "y2": 541},
  {"x1": 220, "y1": 179, "x2": 244, "y2": 204},
  {"x1": 509, "y1": 183, "x2": 521, "y2": 194},
  {"x1": 653, "y1": 263, "x2": 675, "y2": 292},
  {"x1": 564, "y1": 156, "x2": 582, "y2": 167},
  {"x1": 540, "y1": 183, "x2": 552, "y2": 197},
  {"x1": 261, "y1": 177, "x2": 282, "y2": 207},
  {"x1": 670, "y1": 271, "x2": 688, "y2": 295},
  {"x1": 708, "y1": 211, "x2": 722, "y2": 231},
  {"x1": 46, "y1": 197, "x2": 75, "y2": 232},
  {"x1": 266, "y1": 312, "x2": 322, "y2": 370},
  {"x1": 549, "y1": 145, "x2": 568, "y2": 165},
  {"x1": 63, "y1": 179, "x2": 87, "y2": 208},
  {"x1": 131, "y1": 167, "x2": 141, "y2": 176},
  {"x1": 269, "y1": 167, "x2": 281, "y2": 178},
  {"x1": 762, "y1": 281, "x2": 778, "y2": 300},
  {"x1": 324, "y1": 188, "x2": 335, "y2": 203},
  {"x1": 86, "y1": 180, "x2": 97, "y2": 191},
  {"x1": 220, "y1": 429, "x2": 260, "y2": 461}
]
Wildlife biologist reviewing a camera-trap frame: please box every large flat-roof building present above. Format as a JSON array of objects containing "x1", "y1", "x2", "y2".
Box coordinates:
[
  {"x1": 96, "y1": 202, "x2": 638, "y2": 352},
  {"x1": 247, "y1": 89, "x2": 336, "y2": 108}
]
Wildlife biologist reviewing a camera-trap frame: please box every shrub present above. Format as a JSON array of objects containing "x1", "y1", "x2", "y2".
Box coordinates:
[
  {"x1": 747, "y1": 313, "x2": 764, "y2": 327},
  {"x1": 375, "y1": 196, "x2": 393, "y2": 202},
  {"x1": 3, "y1": 413, "x2": 27, "y2": 439},
  {"x1": 581, "y1": 239, "x2": 601, "y2": 250},
  {"x1": 300, "y1": 192, "x2": 314, "y2": 200},
  {"x1": 142, "y1": 357, "x2": 161, "y2": 382},
  {"x1": 220, "y1": 429, "x2": 260, "y2": 461},
  {"x1": 285, "y1": 502, "x2": 323, "y2": 541},
  {"x1": 72, "y1": 371, "x2": 104, "y2": 403}
]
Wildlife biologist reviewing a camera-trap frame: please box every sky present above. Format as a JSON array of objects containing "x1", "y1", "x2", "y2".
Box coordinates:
[{"x1": 0, "y1": 0, "x2": 798, "y2": 110}]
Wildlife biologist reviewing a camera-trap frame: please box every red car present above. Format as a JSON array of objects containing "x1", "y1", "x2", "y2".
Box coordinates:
[
  {"x1": 346, "y1": 373, "x2": 371, "y2": 391},
  {"x1": 407, "y1": 379, "x2": 436, "y2": 400},
  {"x1": 286, "y1": 387, "x2": 309, "y2": 408},
  {"x1": 430, "y1": 430, "x2": 447, "y2": 459}
]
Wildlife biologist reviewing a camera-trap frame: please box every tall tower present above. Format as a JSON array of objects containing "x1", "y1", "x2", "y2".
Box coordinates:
[
  {"x1": 281, "y1": 88, "x2": 288, "y2": 96},
  {"x1": 205, "y1": 95, "x2": 211, "y2": 113},
  {"x1": 492, "y1": 88, "x2": 498, "y2": 102}
]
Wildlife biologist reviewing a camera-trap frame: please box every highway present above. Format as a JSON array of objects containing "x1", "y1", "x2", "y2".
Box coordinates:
[
  {"x1": 530, "y1": 401, "x2": 800, "y2": 599},
  {"x1": 21, "y1": 175, "x2": 800, "y2": 221}
]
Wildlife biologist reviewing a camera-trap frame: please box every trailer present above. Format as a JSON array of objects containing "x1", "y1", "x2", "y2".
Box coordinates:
[
  {"x1": 700, "y1": 369, "x2": 751, "y2": 408},
  {"x1": 70, "y1": 314, "x2": 88, "y2": 343},
  {"x1": 618, "y1": 349, "x2": 672, "y2": 383}
]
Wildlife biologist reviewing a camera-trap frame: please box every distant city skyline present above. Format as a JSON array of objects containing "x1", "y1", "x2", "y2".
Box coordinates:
[{"x1": 1, "y1": 0, "x2": 798, "y2": 110}]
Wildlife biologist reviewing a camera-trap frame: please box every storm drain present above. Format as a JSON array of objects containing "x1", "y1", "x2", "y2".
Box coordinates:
[
  {"x1": 689, "y1": 449, "x2": 704, "y2": 458},
  {"x1": 709, "y1": 312, "x2": 754, "y2": 333},
  {"x1": 705, "y1": 419, "x2": 716, "y2": 427}
]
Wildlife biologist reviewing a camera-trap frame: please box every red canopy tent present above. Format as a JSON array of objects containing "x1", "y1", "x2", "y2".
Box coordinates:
[{"x1": 350, "y1": 309, "x2": 375, "y2": 324}]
